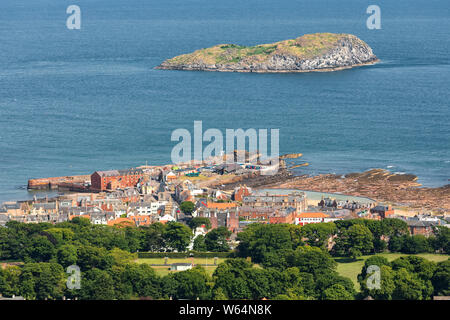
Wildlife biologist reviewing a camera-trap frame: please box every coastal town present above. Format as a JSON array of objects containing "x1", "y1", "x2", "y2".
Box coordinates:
[
  {"x1": 1, "y1": 152, "x2": 448, "y2": 241},
  {"x1": 2, "y1": 0, "x2": 449, "y2": 308}
]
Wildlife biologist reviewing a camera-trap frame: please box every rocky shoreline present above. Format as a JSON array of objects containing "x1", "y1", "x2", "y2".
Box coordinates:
[
  {"x1": 156, "y1": 60, "x2": 379, "y2": 73},
  {"x1": 210, "y1": 169, "x2": 295, "y2": 190},
  {"x1": 215, "y1": 168, "x2": 449, "y2": 214}
]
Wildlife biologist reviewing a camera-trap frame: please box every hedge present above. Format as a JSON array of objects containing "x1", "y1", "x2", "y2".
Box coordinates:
[{"x1": 137, "y1": 251, "x2": 233, "y2": 259}]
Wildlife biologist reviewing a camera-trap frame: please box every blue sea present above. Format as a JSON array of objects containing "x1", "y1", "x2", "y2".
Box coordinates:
[{"x1": 0, "y1": 0, "x2": 449, "y2": 203}]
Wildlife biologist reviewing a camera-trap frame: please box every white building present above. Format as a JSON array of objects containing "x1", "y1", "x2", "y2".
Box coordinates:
[
  {"x1": 295, "y1": 212, "x2": 330, "y2": 226},
  {"x1": 170, "y1": 263, "x2": 193, "y2": 271},
  {"x1": 159, "y1": 213, "x2": 176, "y2": 223}
]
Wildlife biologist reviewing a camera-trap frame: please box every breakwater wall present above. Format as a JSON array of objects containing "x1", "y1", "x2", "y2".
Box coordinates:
[{"x1": 28, "y1": 175, "x2": 91, "y2": 190}]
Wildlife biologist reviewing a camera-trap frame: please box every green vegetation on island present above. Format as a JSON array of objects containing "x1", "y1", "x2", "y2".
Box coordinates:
[{"x1": 157, "y1": 33, "x2": 378, "y2": 73}]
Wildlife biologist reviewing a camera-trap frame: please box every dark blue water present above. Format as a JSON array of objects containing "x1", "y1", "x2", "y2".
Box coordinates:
[{"x1": 0, "y1": 0, "x2": 449, "y2": 203}]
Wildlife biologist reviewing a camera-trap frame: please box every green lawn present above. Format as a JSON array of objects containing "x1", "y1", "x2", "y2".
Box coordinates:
[
  {"x1": 136, "y1": 257, "x2": 228, "y2": 277},
  {"x1": 335, "y1": 253, "x2": 449, "y2": 290},
  {"x1": 149, "y1": 265, "x2": 218, "y2": 277}
]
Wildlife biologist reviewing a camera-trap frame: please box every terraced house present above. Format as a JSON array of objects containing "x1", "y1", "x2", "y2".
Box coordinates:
[{"x1": 242, "y1": 191, "x2": 307, "y2": 213}]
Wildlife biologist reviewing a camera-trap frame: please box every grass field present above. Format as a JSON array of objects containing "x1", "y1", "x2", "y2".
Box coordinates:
[
  {"x1": 136, "y1": 257, "x2": 227, "y2": 265},
  {"x1": 148, "y1": 265, "x2": 219, "y2": 277},
  {"x1": 335, "y1": 253, "x2": 449, "y2": 290},
  {"x1": 136, "y1": 257, "x2": 227, "y2": 277}
]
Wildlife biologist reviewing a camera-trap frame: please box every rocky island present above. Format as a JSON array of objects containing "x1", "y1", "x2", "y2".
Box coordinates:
[{"x1": 156, "y1": 33, "x2": 378, "y2": 73}]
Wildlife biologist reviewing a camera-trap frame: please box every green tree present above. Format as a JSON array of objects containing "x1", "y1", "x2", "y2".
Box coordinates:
[
  {"x1": 273, "y1": 289, "x2": 309, "y2": 300},
  {"x1": 300, "y1": 222, "x2": 337, "y2": 248},
  {"x1": 351, "y1": 219, "x2": 387, "y2": 252},
  {"x1": 212, "y1": 259, "x2": 290, "y2": 300},
  {"x1": 358, "y1": 255, "x2": 390, "y2": 280},
  {"x1": 359, "y1": 265, "x2": 395, "y2": 300},
  {"x1": 287, "y1": 224, "x2": 305, "y2": 249},
  {"x1": 315, "y1": 270, "x2": 355, "y2": 299},
  {"x1": 56, "y1": 244, "x2": 78, "y2": 268},
  {"x1": 19, "y1": 263, "x2": 66, "y2": 300},
  {"x1": 76, "y1": 245, "x2": 114, "y2": 271},
  {"x1": 212, "y1": 258, "x2": 253, "y2": 299},
  {"x1": 431, "y1": 259, "x2": 450, "y2": 296},
  {"x1": 0, "y1": 266, "x2": 21, "y2": 297},
  {"x1": 124, "y1": 227, "x2": 143, "y2": 252},
  {"x1": 117, "y1": 263, "x2": 161, "y2": 299},
  {"x1": 109, "y1": 247, "x2": 137, "y2": 265},
  {"x1": 236, "y1": 224, "x2": 298, "y2": 266},
  {"x1": 163, "y1": 266, "x2": 211, "y2": 300},
  {"x1": 390, "y1": 256, "x2": 436, "y2": 299},
  {"x1": 140, "y1": 223, "x2": 166, "y2": 252},
  {"x1": 25, "y1": 235, "x2": 56, "y2": 262},
  {"x1": 109, "y1": 264, "x2": 133, "y2": 299},
  {"x1": 18, "y1": 271, "x2": 36, "y2": 300},
  {"x1": 321, "y1": 283, "x2": 355, "y2": 300},
  {"x1": 381, "y1": 218, "x2": 409, "y2": 237},
  {"x1": 70, "y1": 217, "x2": 91, "y2": 227},
  {"x1": 243, "y1": 268, "x2": 273, "y2": 299},
  {"x1": 286, "y1": 246, "x2": 337, "y2": 275},
  {"x1": 212, "y1": 287, "x2": 228, "y2": 300},
  {"x1": 193, "y1": 235, "x2": 207, "y2": 252},
  {"x1": 188, "y1": 217, "x2": 211, "y2": 230},
  {"x1": 180, "y1": 201, "x2": 195, "y2": 215},
  {"x1": 205, "y1": 227, "x2": 231, "y2": 252},
  {"x1": 431, "y1": 226, "x2": 450, "y2": 254},
  {"x1": 391, "y1": 256, "x2": 436, "y2": 280},
  {"x1": 388, "y1": 235, "x2": 404, "y2": 252},
  {"x1": 401, "y1": 235, "x2": 432, "y2": 254},
  {"x1": 333, "y1": 224, "x2": 374, "y2": 258},
  {"x1": 278, "y1": 267, "x2": 315, "y2": 299},
  {"x1": 79, "y1": 268, "x2": 116, "y2": 300},
  {"x1": 163, "y1": 222, "x2": 192, "y2": 252},
  {"x1": 44, "y1": 228, "x2": 74, "y2": 245},
  {"x1": 392, "y1": 268, "x2": 427, "y2": 300}
]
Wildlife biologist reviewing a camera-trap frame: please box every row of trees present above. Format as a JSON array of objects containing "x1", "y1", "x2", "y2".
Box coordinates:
[
  {"x1": 0, "y1": 219, "x2": 196, "y2": 263},
  {"x1": 1, "y1": 218, "x2": 449, "y2": 300},
  {"x1": 235, "y1": 219, "x2": 449, "y2": 267},
  {"x1": 0, "y1": 215, "x2": 240, "y2": 263},
  {"x1": 3, "y1": 214, "x2": 446, "y2": 264},
  {"x1": 211, "y1": 251, "x2": 355, "y2": 300}
]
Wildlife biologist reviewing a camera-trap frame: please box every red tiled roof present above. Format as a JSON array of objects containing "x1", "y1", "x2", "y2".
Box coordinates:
[
  {"x1": 297, "y1": 212, "x2": 329, "y2": 218},
  {"x1": 206, "y1": 202, "x2": 238, "y2": 209}
]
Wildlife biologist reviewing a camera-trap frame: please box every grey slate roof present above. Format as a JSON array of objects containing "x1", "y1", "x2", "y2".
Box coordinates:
[
  {"x1": 3, "y1": 203, "x2": 20, "y2": 210},
  {"x1": 95, "y1": 169, "x2": 143, "y2": 177},
  {"x1": 371, "y1": 205, "x2": 390, "y2": 212},
  {"x1": 34, "y1": 203, "x2": 56, "y2": 210},
  {"x1": 406, "y1": 220, "x2": 439, "y2": 227}
]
